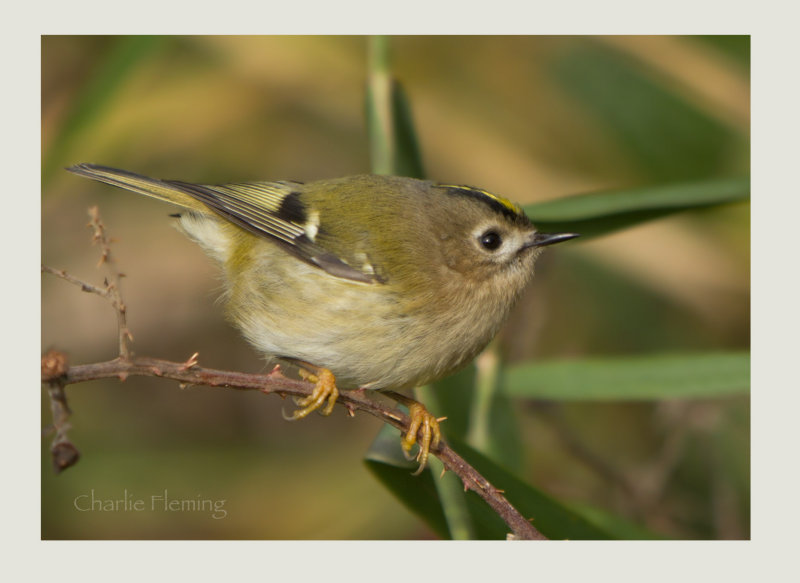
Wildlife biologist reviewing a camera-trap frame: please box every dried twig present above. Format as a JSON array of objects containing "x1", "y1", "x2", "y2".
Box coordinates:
[
  {"x1": 41, "y1": 353, "x2": 545, "y2": 539},
  {"x1": 41, "y1": 350, "x2": 80, "y2": 473},
  {"x1": 87, "y1": 206, "x2": 133, "y2": 359}
]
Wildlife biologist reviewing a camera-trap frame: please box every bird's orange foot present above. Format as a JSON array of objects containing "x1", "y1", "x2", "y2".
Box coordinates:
[
  {"x1": 401, "y1": 401, "x2": 443, "y2": 476},
  {"x1": 288, "y1": 367, "x2": 339, "y2": 419}
]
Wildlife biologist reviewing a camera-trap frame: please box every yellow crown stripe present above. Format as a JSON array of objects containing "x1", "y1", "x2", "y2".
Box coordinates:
[{"x1": 437, "y1": 184, "x2": 523, "y2": 216}]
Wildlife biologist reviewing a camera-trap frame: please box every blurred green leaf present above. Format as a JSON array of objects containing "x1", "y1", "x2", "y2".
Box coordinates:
[
  {"x1": 450, "y1": 437, "x2": 615, "y2": 539},
  {"x1": 365, "y1": 36, "x2": 425, "y2": 178},
  {"x1": 504, "y1": 352, "x2": 750, "y2": 401},
  {"x1": 364, "y1": 423, "x2": 451, "y2": 539},
  {"x1": 553, "y1": 42, "x2": 743, "y2": 181},
  {"x1": 427, "y1": 455, "x2": 476, "y2": 540},
  {"x1": 387, "y1": 82, "x2": 425, "y2": 178},
  {"x1": 691, "y1": 35, "x2": 750, "y2": 68},
  {"x1": 42, "y1": 35, "x2": 166, "y2": 184},
  {"x1": 539, "y1": 249, "x2": 734, "y2": 356},
  {"x1": 524, "y1": 177, "x2": 749, "y2": 239},
  {"x1": 410, "y1": 385, "x2": 475, "y2": 539},
  {"x1": 421, "y1": 366, "x2": 476, "y2": 439},
  {"x1": 465, "y1": 349, "x2": 501, "y2": 454},
  {"x1": 366, "y1": 432, "x2": 617, "y2": 539},
  {"x1": 566, "y1": 503, "x2": 663, "y2": 540},
  {"x1": 465, "y1": 349, "x2": 524, "y2": 473}
]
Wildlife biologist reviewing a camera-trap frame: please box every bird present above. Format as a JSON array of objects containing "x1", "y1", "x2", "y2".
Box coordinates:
[{"x1": 67, "y1": 164, "x2": 578, "y2": 472}]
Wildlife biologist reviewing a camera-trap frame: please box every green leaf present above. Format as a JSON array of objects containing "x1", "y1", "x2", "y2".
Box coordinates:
[
  {"x1": 566, "y1": 503, "x2": 663, "y2": 540},
  {"x1": 690, "y1": 35, "x2": 750, "y2": 69},
  {"x1": 365, "y1": 429, "x2": 618, "y2": 539},
  {"x1": 450, "y1": 438, "x2": 615, "y2": 539},
  {"x1": 427, "y1": 455, "x2": 476, "y2": 540},
  {"x1": 410, "y1": 384, "x2": 476, "y2": 539},
  {"x1": 552, "y1": 42, "x2": 743, "y2": 182},
  {"x1": 524, "y1": 177, "x2": 749, "y2": 239},
  {"x1": 504, "y1": 352, "x2": 750, "y2": 401},
  {"x1": 365, "y1": 36, "x2": 425, "y2": 178},
  {"x1": 364, "y1": 423, "x2": 452, "y2": 539}
]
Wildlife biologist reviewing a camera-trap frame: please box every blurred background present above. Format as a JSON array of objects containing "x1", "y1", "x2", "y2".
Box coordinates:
[{"x1": 41, "y1": 35, "x2": 749, "y2": 539}]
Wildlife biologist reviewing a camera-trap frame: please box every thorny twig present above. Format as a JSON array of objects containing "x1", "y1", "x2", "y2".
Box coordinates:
[
  {"x1": 88, "y1": 206, "x2": 134, "y2": 359},
  {"x1": 41, "y1": 350, "x2": 80, "y2": 473},
  {"x1": 41, "y1": 207, "x2": 547, "y2": 540},
  {"x1": 42, "y1": 353, "x2": 546, "y2": 540}
]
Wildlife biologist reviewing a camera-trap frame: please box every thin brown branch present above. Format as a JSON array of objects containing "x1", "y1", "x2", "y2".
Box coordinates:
[
  {"x1": 87, "y1": 206, "x2": 133, "y2": 359},
  {"x1": 41, "y1": 352, "x2": 545, "y2": 540},
  {"x1": 41, "y1": 265, "x2": 112, "y2": 298},
  {"x1": 41, "y1": 350, "x2": 80, "y2": 473}
]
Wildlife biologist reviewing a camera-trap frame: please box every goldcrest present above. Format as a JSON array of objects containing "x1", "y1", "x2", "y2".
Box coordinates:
[{"x1": 67, "y1": 164, "x2": 577, "y2": 470}]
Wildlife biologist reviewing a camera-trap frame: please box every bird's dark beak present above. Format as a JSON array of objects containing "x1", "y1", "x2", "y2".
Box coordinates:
[{"x1": 524, "y1": 231, "x2": 580, "y2": 249}]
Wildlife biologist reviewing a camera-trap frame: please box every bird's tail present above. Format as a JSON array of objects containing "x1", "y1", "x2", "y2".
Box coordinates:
[{"x1": 67, "y1": 163, "x2": 207, "y2": 212}]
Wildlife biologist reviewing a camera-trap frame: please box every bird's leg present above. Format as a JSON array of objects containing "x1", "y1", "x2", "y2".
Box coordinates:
[
  {"x1": 288, "y1": 366, "x2": 339, "y2": 419},
  {"x1": 382, "y1": 390, "x2": 444, "y2": 475}
]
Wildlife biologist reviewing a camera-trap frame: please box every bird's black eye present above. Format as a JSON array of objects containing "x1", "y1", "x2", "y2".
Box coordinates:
[{"x1": 479, "y1": 230, "x2": 503, "y2": 251}]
